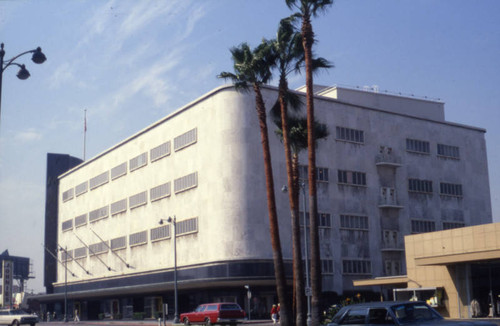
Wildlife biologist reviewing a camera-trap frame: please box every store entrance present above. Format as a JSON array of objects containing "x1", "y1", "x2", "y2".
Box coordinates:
[{"x1": 470, "y1": 261, "x2": 500, "y2": 317}]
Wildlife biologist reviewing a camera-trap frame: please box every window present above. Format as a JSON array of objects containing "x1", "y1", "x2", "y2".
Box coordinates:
[
  {"x1": 110, "y1": 198, "x2": 127, "y2": 215},
  {"x1": 300, "y1": 212, "x2": 332, "y2": 228},
  {"x1": 382, "y1": 230, "x2": 399, "y2": 248},
  {"x1": 411, "y1": 219, "x2": 435, "y2": 234},
  {"x1": 437, "y1": 144, "x2": 460, "y2": 159},
  {"x1": 368, "y1": 309, "x2": 391, "y2": 325},
  {"x1": 89, "y1": 241, "x2": 108, "y2": 255},
  {"x1": 150, "y1": 182, "x2": 171, "y2": 202},
  {"x1": 406, "y1": 138, "x2": 430, "y2": 154},
  {"x1": 174, "y1": 128, "x2": 197, "y2": 151},
  {"x1": 89, "y1": 206, "x2": 109, "y2": 223},
  {"x1": 340, "y1": 308, "x2": 368, "y2": 325},
  {"x1": 443, "y1": 221, "x2": 465, "y2": 230},
  {"x1": 129, "y1": 230, "x2": 147, "y2": 247},
  {"x1": 62, "y1": 188, "x2": 74, "y2": 202},
  {"x1": 74, "y1": 213, "x2": 87, "y2": 227},
  {"x1": 129, "y1": 191, "x2": 147, "y2": 209},
  {"x1": 74, "y1": 247, "x2": 87, "y2": 259},
  {"x1": 151, "y1": 141, "x2": 171, "y2": 162},
  {"x1": 174, "y1": 172, "x2": 198, "y2": 193},
  {"x1": 408, "y1": 179, "x2": 433, "y2": 194},
  {"x1": 319, "y1": 213, "x2": 332, "y2": 227},
  {"x1": 299, "y1": 165, "x2": 329, "y2": 182},
  {"x1": 75, "y1": 181, "x2": 88, "y2": 196},
  {"x1": 322, "y1": 259, "x2": 334, "y2": 274},
  {"x1": 111, "y1": 162, "x2": 127, "y2": 180},
  {"x1": 62, "y1": 219, "x2": 73, "y2": 232},
  {"x1": 90, "y1": 171, "x2": 109, "y2": 190},
  {"x1": 336, "y1": 126, "x2": 364, "y2": 144},
  {"x1": 338, "y1": 170, "x2": 366, "y2": 186},
  {"x1": 111, "y1": 236, "x2": 126, "y2": 250},
  {"x1": 61, "y1": 250, "x2": 73, "y2": 262},
  {"x1": 176, "y1": 217, "x2": 198, "y2": 236},
  {"x1": 385, "y1": 260, "x2": 401, "y2": 276},
  {"x1": 342, "y1": 260, "x2": 371, "y2": 275},
  {"x1": 151, "y1": 225, "x2": 171, "y2": 242},
  {"x1": 129, "y1": 153, "x2": 148, "y2": 172},
  {"x1": 440, "y1": 182, "x2": 463, "y2": 197},
  {"x1": 340, "y1": 215, "x2": 369, "y2": 230}
]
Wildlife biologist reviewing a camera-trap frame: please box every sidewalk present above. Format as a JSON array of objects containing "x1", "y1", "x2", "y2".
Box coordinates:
[{"x1": 42, "y1": 319, "x2": 273, "y2": 326}]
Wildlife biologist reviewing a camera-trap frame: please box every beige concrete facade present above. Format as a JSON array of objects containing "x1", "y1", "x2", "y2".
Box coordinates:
[
  {"x1": 405, "y1": 223, "x2": 500, "y2": 318},
  {"x1": 355, "y1": 223, "x2": 500, "y2": 319}
]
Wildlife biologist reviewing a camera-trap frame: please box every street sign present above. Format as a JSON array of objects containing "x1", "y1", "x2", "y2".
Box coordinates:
[{"x1": 305, "y1": 286, "x2": 312, "y2": 297}]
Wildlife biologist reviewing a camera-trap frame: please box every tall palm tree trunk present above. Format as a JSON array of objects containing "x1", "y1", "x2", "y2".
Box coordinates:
[
  {"x1": 291, "y1": 152, "x2": 305, "y2": 326},
  {"x1": 253, "y1": 83, "x2": 291, "y2": 326},
  {"x1": 302, "y1": 11, "x2": 322, "y2": 326},
  {"x1": 278, "y1": 76, "x2": 305, "y2": 326}
]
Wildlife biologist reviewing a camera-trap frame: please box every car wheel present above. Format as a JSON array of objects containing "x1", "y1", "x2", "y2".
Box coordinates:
[
  {"x1": 30, "y1": 323, "x2": 36, "y2": 326},
  {"x1": 184, "y1": 318, "x2": 190, "y2": 326},
  {"x1": 11, "y1": 320, "x2": 20, "y2": 326},
  {"x1": 205, "y1": 318, "x2": 212, "y2": 326}
]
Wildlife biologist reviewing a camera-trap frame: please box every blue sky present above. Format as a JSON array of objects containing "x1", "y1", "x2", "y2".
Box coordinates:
[{"x1": 0, "y1": 0, "x2": 499, "y2": 293}]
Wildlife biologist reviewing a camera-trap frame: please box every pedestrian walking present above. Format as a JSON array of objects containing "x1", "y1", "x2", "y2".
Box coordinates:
[
  {"x1": 74, "y1": 309, "x2": 80, "y2": 323},
  {"x1": 271, "y1": 304, "x2": 278, "y2": 324}
]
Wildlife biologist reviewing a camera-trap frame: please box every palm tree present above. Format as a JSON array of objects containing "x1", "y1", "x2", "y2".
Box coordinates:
[
  {"x1": 285, "y1": 1, "x2": 334, "y2": 325},
  {"x1": 273, "y1": 19, "x2": 306, "y2": 326},
  {"x1": 271, "y1": 17, "x2": 330, "y2": 326},
  {"x1": 273, "y1": 116, "x2": 329, "y2": 326},
  {"x1": 218, "y1": 41, "x2": 291, "y2": 326}
]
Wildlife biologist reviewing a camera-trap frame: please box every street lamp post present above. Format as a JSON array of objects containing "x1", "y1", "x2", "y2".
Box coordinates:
[
  {"x1": 58, "y1": 246, "x2": 69, "y2": 323},
  {"x1": 300, "y1": 182, "x2": 312, "y2": 326},
  {"x1": 0, "y1": 42, "x2": 47, "y2": 131},
  {"x1": 244, "y1": 285, "x2": 251, "y2": 320},
  {"x1": 281, "y1": 183, "x2": 311, "y2": 326},
  {"x1": 159, "y1": 217, "x2": 179, "y2": 324}
]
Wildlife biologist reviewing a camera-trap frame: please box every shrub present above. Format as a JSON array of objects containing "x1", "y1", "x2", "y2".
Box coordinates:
[{"x1": 133, "y1": 312, "x2": 145, "y2": 320}]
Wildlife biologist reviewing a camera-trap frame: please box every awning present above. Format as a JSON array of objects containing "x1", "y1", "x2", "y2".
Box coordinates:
[
  {"x1": 415, "y1": 249, "x2": 500, "y2": 266},
  {"x1": 353, "y1": 275, "x2": 409, "y2": 287}
]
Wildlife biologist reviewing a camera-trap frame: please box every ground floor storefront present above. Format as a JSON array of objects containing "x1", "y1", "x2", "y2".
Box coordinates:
[
  {"x1": 354, "y1": 222, "x2": 500, "y2": 319},
  {"x1": 31, "y1": 282, "x2": 283, "y2": 322}
]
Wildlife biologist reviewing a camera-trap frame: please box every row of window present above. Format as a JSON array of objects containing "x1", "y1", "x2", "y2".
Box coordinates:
[
  {"x1": 411, "y1": 219, "x2": 465, "y2": 234},
  {"x1": 61, "y1": 217, "x2": 198, "y2": 262},
  {"x1": 298, "y1": 165, "x2": 464, "y2": 197},
  {"x1": 407, "y1": 138, "x2": 460, "y2": 159},
  {"x1": 298, "y1": 165, "x2": 330, "y2": 182},
  {"x1": 335, "y1": 126, "x2": 460, "y2": 160},
  {"x1": 62, "y1": 128, "x2": 198, "y2": 202},
  {"x1": 293, "y1": 212, "x2": 465, "y2": 234},
  {"x1": 311, "y1": 259, "x2": 401, "y2": 276},
  {"x1": 62, "y1": 172, "x2": 198, "y2": 231},
  {"x1": 408, "y1": 179, "x2": 463, "y2": 197}
]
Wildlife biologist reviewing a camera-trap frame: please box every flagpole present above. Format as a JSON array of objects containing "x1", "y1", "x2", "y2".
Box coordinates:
[{"x1": 83, "y1": 109, "x2": 87, "y2": 161}]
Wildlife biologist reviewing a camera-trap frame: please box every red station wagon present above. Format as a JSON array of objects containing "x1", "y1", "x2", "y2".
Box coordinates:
[{"x1": 180, "y1": 303, "x2": 246, "y2": 326}]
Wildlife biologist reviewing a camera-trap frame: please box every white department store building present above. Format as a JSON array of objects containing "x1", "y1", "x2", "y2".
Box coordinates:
[{"x1": 38, "y1": 84, "x2": 492, "y2": 319}]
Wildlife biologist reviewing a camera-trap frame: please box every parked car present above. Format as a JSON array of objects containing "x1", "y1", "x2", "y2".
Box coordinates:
[
  {"x1": 180, "y1": 302, "x2": 246, "y2": 326},
  {"x1": 327, "y1": 301, "x2": 496, "y2": 326},
  {"x1": 0, "y1": 309, "x2": 38, "y2": 326}
]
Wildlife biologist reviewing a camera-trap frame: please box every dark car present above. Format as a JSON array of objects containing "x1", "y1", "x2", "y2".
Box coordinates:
[
  {"x1": 327, "y1": 301, "x2": 496, "y2": 326},
  {"x1": 180, "y1": 302, "x2": 246, "y2": 326}
]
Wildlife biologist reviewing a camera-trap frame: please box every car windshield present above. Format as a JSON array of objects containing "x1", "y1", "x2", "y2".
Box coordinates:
[
  {"x1": 390, "y1": 303, "x2": 441, "y2": 324},
  {"x1": 9, "y1": 310, "x2": 29, "y2": 315}
]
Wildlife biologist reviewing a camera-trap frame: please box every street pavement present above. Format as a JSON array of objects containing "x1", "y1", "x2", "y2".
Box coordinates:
[
  {"x1": 39, "y1": 319, "x2": 500, "y2": 326},
  {"x1": 41, "y1": 320, "x2": 274, "y2": 326}
]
